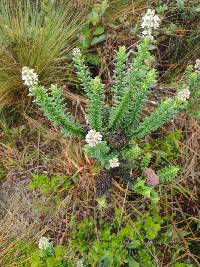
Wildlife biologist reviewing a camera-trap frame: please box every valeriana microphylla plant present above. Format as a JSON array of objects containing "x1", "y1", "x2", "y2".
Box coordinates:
[
  {"x1": 141, "y1": 8, "x2": 160, "y2": 39},
  {"x1": 30, "y1": 237, "x2": 68, "y2": 266},
  {"x1": 38, "y1": 237, "x2": 54, "y2": 257},
  {"x1": 21, "y1": 9, "x2": 199, "y2": 203}
]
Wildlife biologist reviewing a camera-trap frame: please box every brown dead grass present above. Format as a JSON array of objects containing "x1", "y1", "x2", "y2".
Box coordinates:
[{"x1": 0, "y1": 106, "x2": 199, "y2": 266}]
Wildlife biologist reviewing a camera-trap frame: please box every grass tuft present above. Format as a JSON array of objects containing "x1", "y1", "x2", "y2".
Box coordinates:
[{"x1": 0, "y1": 0, "x2": 87, "y2": 109}]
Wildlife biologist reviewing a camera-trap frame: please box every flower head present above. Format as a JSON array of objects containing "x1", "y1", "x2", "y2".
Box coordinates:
[
  {"x1": 72, "y1": 48, "x2": 82, "y2": 58},
  {"x1": 145, "y1": 168, "x2": 159, "y2": 186},
  {"x1": 141, "y1": 9, "x2": 160, "y2": 38},
  {"x1": 177, "y1": 89, "x2": 190, "y2": 102},
  {"x1": 141, "y1": 9, "x2": 160, "y2": 29},
  {"x1": 97, "y1": 196, "x2": 107, "y2": 209},
  {"x1": 194, "y1": 59, "x2": 200, "y2": 74},
  {"x1": 76, "y1": 259, "x2": 84, "y2": 267},
  {"x1": 38, "y1": 237, "x2": 50, "y2": 250},
  {"x1": 21, "y1": 66, "x2": 38, "y2": 87},
  {"x1": 85, "y1": 129, "x2": 102, "y2": 147},
  {"x1": 109, "y1": 157, "x2": 120, "y2": 168}
]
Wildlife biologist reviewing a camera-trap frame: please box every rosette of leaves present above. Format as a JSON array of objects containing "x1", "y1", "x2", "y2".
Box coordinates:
[{"x1": 26, "y1": 37, "x2": 196, "y2": 203}]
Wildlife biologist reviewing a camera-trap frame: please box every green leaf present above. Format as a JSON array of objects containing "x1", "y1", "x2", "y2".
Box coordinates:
[
  {"x1": 81, "y1": 26, "x2": 91, "y2": 37},
  {"x1": 79, "y1": 36, "x2": 90, "y2": 49},
  {"x1": 85, "y1": 53, "x2": 100, "y2": 65},
  {"x1": 90, "y1": 11, "x2": 100, "y2": 26},
  {"x1": 100, "y1": 228, "x2": 111, "y2": 241},
  {"x1": 30, "y1": 254, "x2": 41, "y2": 267},
  {"x1": 55, "y1": 246, "x2": 63, "y2": 257},
  {"x1": 46, "y1": 257, "x2": 57, "y2": 267},
  {"x1": 93, "y1": 26, "x2": 104, "y2": 36},
  {"x1": 91, "y1": 34, "x2": 106, "y2": 46},
  {"x1": 127, "y1": 240, "x2": 141, "y2": 249},
  {"x1": 100, "y1": 0, "x2": 109, "y2": 15},
  {"x1": 127, "y1": 258, "x2": 140, "y2": 267}
]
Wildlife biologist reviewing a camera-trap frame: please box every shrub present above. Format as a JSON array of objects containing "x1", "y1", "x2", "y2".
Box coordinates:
[
  {"x1": 29, "y1": 206, "x2": 163, "y2": 267},
  {"x1": 69, "y1": 207, "x2": 163, "y2": 267},
  {"x1": 21, "y1": 9, "x2": 200, "y2": 203},
  {"x1": 79, "y1": 0, "x2": 109, "y2": 65}
]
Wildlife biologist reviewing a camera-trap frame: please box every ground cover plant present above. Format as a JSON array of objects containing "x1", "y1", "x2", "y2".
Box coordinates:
[{"x1": 0, "y1": 1, "x2": 200, "y2": 267}]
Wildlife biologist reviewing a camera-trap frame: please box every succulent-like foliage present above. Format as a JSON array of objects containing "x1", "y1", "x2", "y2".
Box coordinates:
[
  {"x1": 87, "y1": 77, "x2": 104, "y2": 131},
  {"x1": 157, "y1": 165, "x2": 179, "y2": 183},
  {"x1": 29, "y1": 84, "x2": 83, "y2": 137},
  {"x1": 23, "y1": 33, "x2": 197, "y2": 202},
  {"x1": 122, "y1": 40, "x2": 157, "y2": 131},
  {"x1": 111, "y1": 46, "x2": 127, "y2": 103},
  {"x1": 131, "y1": 97, "x2": 182, "y2": 139},
  {"x1": 72, "y1": 48, "x2": 92, "y2": 94},
  {"x1": 185, "y1": 64, "x2": 200, "y2": 118}
]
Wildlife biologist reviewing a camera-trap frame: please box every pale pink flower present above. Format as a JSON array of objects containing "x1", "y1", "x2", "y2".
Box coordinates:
[
  {"x1": 145, "y1": 168, "x2": 159, "y2": 186},
  {"x1": 85, "y1": 129, "x2": 102, "y2": 147}
]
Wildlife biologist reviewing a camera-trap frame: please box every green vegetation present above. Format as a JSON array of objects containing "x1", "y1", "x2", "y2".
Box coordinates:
[
  {"x1": 25, "y1": 35, "x2": 199, "y2": 204},
  {"x1": 0, "y1": 1, "x2": 199, "y2": 267},
  {"x1": 28, "y1": 173, "x2": 72, "y2": 196}
]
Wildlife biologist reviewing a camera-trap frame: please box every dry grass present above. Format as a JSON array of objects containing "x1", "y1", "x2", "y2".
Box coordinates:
[
  {"x1": 0, "y1": 0, "x2": 88, "y2": 109},
  {"x1": 0, "y1": 112, "x2": 199, "y2": 266}
]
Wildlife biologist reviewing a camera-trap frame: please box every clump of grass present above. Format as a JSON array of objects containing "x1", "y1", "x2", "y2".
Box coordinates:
[{"x1": 0, "y1": 0, "x2": 86, "y2": 109}]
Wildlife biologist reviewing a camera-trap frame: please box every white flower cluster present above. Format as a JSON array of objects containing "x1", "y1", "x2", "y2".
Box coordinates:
[
  {"x1": 97, "y1": 196, "x2": 107, "y2": 209},
  {"x1": 141, "y1": 9, "x2": 160, "y2": 39},
  {"x1": 76, "y1": 259, "x2": 84, "y2": 267},
  {"x1": 85, "y1": 129, "x2": 102, "y2": 147},
  {"x1": 72, "y1": 48, "x2": 82, "y2": 58},
  {"x1": 38, "y1": 237, "x2": 50, "y2": 250},
  {"x1": 85, "y1": 130, "x2": 120, "y2": 168},
  {"x1": 21, "y1": 66, "x2": 38, "y2": 87},
  {"x1": 109, "y1": 157, "x2": 120, "y2": 168},
  {"x1": 194, "y1": 59, "x2": 200, "y2": 74},
  {"x1": 177, "y1": 89, "x2": 190, "y2": 102}
]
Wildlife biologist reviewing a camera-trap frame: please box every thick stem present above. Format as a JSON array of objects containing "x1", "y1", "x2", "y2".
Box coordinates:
[{"x1": 95, "y1": 168, "x2": 134, "y2": 222}]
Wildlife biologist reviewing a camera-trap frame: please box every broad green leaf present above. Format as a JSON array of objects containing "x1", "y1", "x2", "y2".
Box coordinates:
[
  {"x1": 127, "y1": 239, "x2": 141, "y2": 249},
  {"x1": 81, "y1": 26, "x2": 91, "y2": 37},
  {"x1": 85, "y1": 53, "x2": 99, "y2": 65},
  {"x1": 127, "y1": 258, "x2": 140, "y2": 267},
  {"x1": 91, "y1": 34, "x2": 106, "y2": 46},
  {"x1": 93, "y1": 26, "x2": 104, "y2": 36},
  {"x1": 30, "y1": 254, "x2": 41, "y2": 267},
  {"x1": 90, "y1": 11, "x2": 100, "y2": 26}
]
